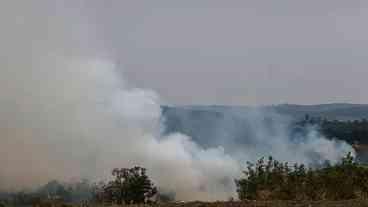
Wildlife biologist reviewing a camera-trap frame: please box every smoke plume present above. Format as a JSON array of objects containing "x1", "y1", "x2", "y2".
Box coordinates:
[{"x1": 0, "y1": 0, "x2": 354, "y2": 201}]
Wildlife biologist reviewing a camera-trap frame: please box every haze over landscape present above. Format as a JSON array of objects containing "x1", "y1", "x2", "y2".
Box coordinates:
[
  {"x1": 1, "y1": 0, "x2": 368, "y2": 203},
  {"x1": 74, "y1": 0, "x2": 368, "y2": 105}
]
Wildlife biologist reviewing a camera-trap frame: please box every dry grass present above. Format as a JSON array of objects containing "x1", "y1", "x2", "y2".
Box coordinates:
[
  {"x1": 30, "y1": 199, "x2": 368, "y2": 207},
  {"x1": 81, "y1": 200, "x2": 368, "y2": 207}
]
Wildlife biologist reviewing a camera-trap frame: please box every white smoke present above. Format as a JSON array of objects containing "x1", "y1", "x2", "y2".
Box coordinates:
[
  {"x1": 0, "y1": 53, "x2": 240, "y2": 200},
  {"x1": 0, "y1": 0, "x2": 354, "y2": 201},
  {"x1": 211, "y1": 110, "x2": 355, "y2": 165}
]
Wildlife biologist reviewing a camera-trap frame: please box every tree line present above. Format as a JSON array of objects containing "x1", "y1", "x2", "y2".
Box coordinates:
[
  {"x1": 0, "y1": 167, "x2": 166, "y2": 206},
  {"x1": 235, "y1": 153, "x2": 368, "y2": 201},
  {"x1": 3, "y1": 153, "x2": 368, "y2": 205},
  {"x1": 296, "y1": 115, "x2": 368, "y2": 145},
  {"x1": 0, "y1": 179, "x2": 94, "y2": 206}
]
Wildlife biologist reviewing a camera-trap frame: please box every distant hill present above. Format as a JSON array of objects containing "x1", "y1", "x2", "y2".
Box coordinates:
[
  {"x1": 270, "y1": 103, "x2": 368, "y2": 121},
  {"x1": 161, "y1": 104, "x2": 368, "y2": 152},
  {"x1": 162, "y1": 104, "x2": 368, "y2": 124}
]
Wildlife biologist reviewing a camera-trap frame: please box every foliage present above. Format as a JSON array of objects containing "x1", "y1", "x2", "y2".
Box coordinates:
[
  {"x1": 37, "y1": 179, "x2": 94, "y2": 202},
  {"x1": 38, "y1": 180, "x2": 72, "y2": 202},
  {"x1": 235, "y1": 153, "x2": 368, "y2": 201},
  {"x1": 98, "y1": 166, "x2": 157, "y2": 204},
  {"x1": 296, "y1": 115, "x2": 368, "y2": 145},
  {"x1": 0, "y1": 180, "x2": 94, "y2": 206}
]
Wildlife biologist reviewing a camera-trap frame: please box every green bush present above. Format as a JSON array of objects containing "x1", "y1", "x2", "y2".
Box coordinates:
[{"x1": 235, "y1": 153, "x2": 368, "y2": 201}]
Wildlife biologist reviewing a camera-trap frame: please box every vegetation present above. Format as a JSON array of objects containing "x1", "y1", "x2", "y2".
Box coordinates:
[
  {"x1": 0, "y1": 167, "x2": 158, "y2": 206},
  {"x1": 94, "y1": 166, "x2": 157, "y2": 204},
  {"x1": 4, "y1": 152, "x2": 368, "y2": 206},
  {"x1": 0, "y1": 179, "x2": 94, "y2": 206},
  {"x1": 235, "y1": 153, "x2": 368, "y2": 201},
  {"x1": 296, "y1": 115, "x2": 368, "y2": 145}
]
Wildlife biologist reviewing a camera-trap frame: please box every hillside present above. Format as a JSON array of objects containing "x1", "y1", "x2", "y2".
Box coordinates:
[
  {"x1": 163, "y1": 103, "x2": 368, "y2": 121},
  {"x1": 161, "y1": 104, "x2": 368, "y2": 140},
  {"x1": 271, "y1": 103, "x2": 368, "y2": 121},
  {"x1": 161, "y1": 104, "x2": 368, "y2": 162}
]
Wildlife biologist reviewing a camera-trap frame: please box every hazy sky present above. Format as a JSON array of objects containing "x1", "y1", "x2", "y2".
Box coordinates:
[
  {"x1": 0, "y1": 1, "x2": 358, "y2": 197},
  {"x1": 6, "y1": 1, "x2": 368, "y2": 105}
]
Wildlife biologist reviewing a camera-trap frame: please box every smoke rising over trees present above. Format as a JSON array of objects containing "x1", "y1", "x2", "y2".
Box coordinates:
[
  {"x1": 0, "y1": 0, "x2": 357, "y2": 201},
  {"x1": 94, "y1": 167, "x2": 157, "y2": 204}
]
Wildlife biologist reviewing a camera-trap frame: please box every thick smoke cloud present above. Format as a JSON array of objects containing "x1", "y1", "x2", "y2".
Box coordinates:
[
  {"x1": 162, "y1": 108, "x2": 354, "y2": 165},
  {"x1": 0, "y1": 56, "x2": 240, "y2": 200},
  {"x1": 0, "y1": 1, "x2": 239, "y2": 200},
  {"x1": 0, "y1": 0, "x2": 354, "y2": 201}
]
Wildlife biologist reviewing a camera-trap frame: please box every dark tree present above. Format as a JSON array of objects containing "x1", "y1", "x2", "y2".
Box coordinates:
[{"x1": 104, "y1": 166, "x2": 157, "y2": 204}]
